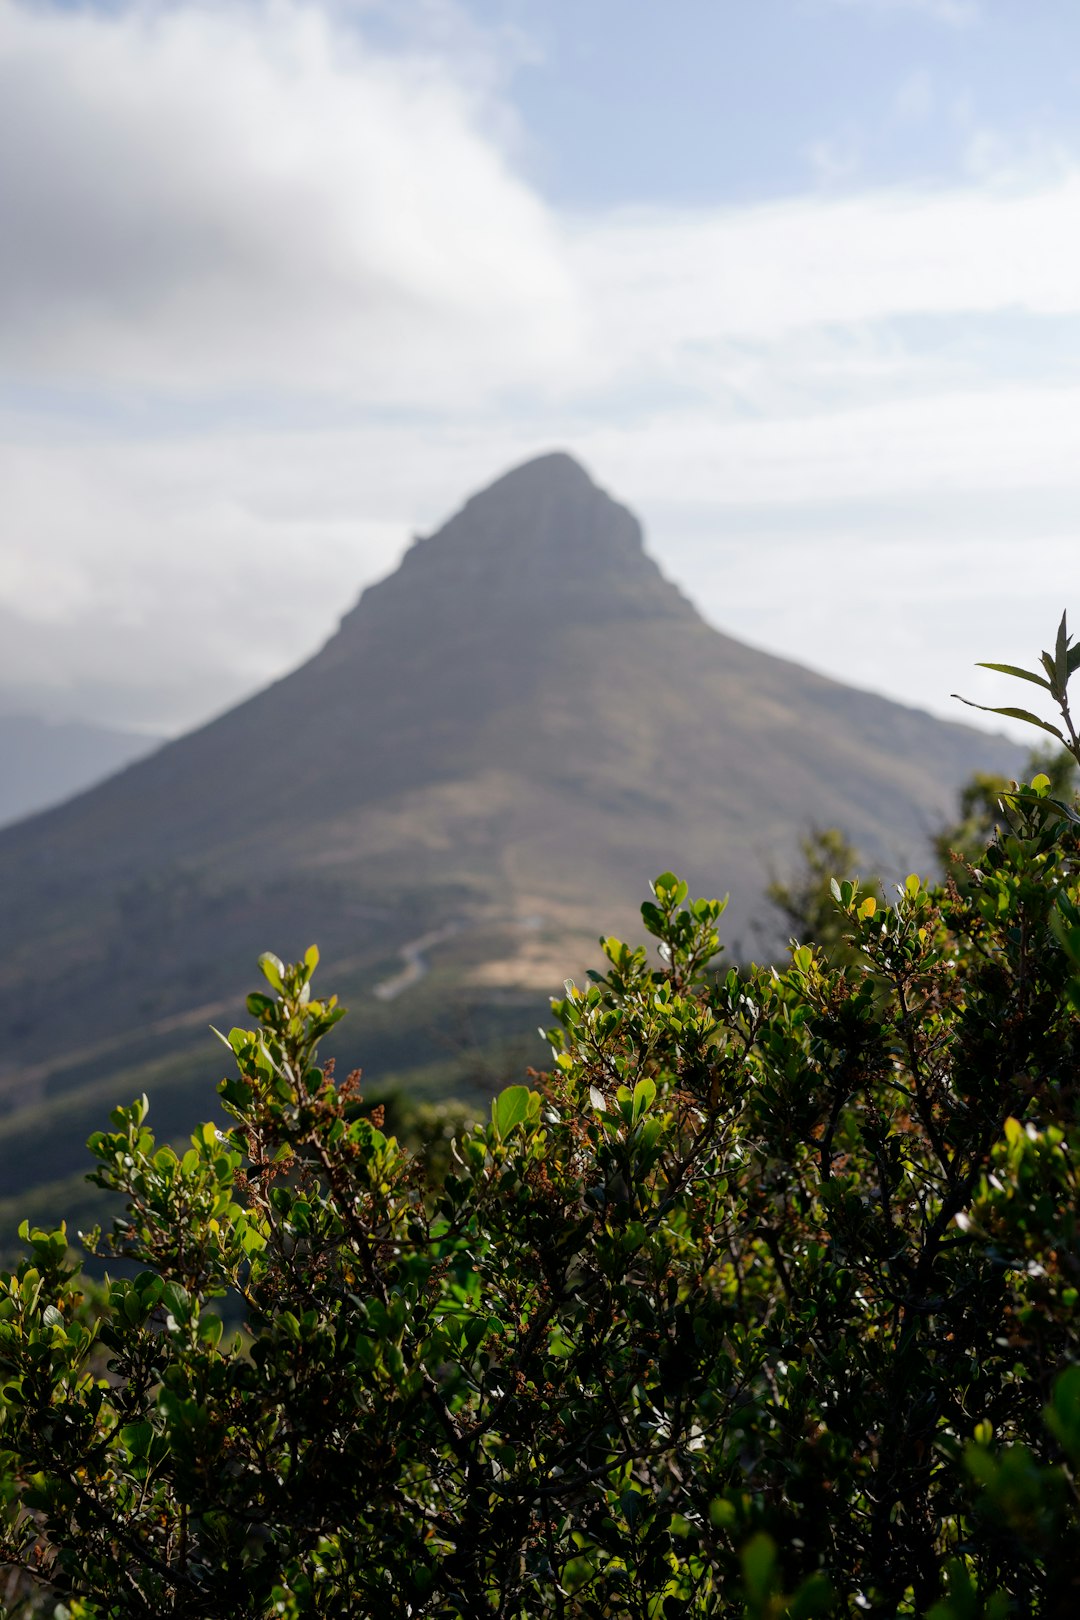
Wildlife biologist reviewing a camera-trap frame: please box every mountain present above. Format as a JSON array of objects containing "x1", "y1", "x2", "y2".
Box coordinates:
[
  {"x1": 0, "y1": 451, "x2": 1019, "y2": 1229},
  {"x1": 0, "y1": 713, "x2": 162, "y2": 830}
]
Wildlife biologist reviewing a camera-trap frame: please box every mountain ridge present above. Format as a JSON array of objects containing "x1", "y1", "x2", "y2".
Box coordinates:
[
  {"x1": 0, "y1": 451, "x2": 1020, "y2": 1222},
  {"x1": 0, "y1": 713, "x2": 162, "y2": 832}
]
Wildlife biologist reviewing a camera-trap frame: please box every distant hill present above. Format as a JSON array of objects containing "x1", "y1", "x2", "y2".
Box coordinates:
[
  {"x1": 0, "y1": 452, "x2": 1020, "y2": 1229},
  {"x1": 0, "y1": 713, "x2": 161, "y2": 830}
]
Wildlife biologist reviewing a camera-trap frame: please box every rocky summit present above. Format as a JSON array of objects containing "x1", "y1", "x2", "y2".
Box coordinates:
[{"x1": 0, "y1": 451, "x2": 1018, "y2": 1225}]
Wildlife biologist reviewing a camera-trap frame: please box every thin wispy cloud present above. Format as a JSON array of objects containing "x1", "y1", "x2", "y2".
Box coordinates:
[
  {"x1": 819, "y1": 0, "x2": 981, "y2": 27},
  {"x1": 893, "y1": 69, "x2": 935, "y2": 123},
  {"x1": 573, "y1": 181, "x2": 1080, "y2": 357}
]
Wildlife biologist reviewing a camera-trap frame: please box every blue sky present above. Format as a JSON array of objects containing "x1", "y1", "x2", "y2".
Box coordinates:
[
  {"x1": 373, "y1": 0, "x2": 1080, "y2": 206},
  {"x1": 2, "y1": 0, "x2": 1080, "y2": 738}
]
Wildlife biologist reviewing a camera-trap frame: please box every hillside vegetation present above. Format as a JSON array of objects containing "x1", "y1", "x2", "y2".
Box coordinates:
[{"x1": 0, "y1": 622, "x2": 1076, "y2": 1616}]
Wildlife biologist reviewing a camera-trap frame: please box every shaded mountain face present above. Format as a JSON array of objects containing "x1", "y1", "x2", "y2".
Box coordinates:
[
  {"x1": 0, "y1": 714, "x2": 161, "y2": 831},
  {"x1": 0, "y1": 452, "x2": 1019, "y2": 1221}
]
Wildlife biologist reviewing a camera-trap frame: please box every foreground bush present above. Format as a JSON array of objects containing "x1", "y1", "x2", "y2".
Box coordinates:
[{"x1": 1, "y1": 629, "x2": 1080, "y2": 1617}]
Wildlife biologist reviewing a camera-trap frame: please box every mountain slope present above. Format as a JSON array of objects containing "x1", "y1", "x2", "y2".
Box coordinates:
[
  {"x1": 0, "y1": 452, "x2": 1019, "y2": 1216},
  {"x1": 0, "y1": 713, "x2": 161, "y2": 830}
]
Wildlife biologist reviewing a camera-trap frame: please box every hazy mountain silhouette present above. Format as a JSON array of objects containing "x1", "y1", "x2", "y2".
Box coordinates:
[
  {"x1": 0, "y1": 452, "x2": 1019, "y2": 1219},
  {"x1": 0, "y1": 713, "x2": 161, "y2": 831}
]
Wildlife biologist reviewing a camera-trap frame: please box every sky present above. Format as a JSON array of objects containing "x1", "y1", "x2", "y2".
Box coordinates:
[{"x1": 3, "y1": 0, "x2": 1080, "y2": 739}]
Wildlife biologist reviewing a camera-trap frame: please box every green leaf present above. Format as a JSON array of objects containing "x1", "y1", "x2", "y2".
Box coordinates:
[
  {"x1": 632, "y1": 1077, "x2": 656, "y2": 1123},
  {"x1": 258, "y1": 952, "x2": 285, "y2": 991},
  {"x1": 741, "y1": 1531, "x2": 777, "y2": 1605},
  {"x1": 788, "y1": 1571, "x2": 834, "y2": 1619},
  {"x1": 952, "y1": 697, "x2": 1066, "y2": 742},
  {"x1": 492, "y1": 1085, "x2": 532, "y2": 1141},
  {"x1": 709, "y1": 1496, "x2": 737, "y2": 1529},
  {"x1": 975, "y1": 662, "x2": 1052, "y2": 692},
  {"x1": 161, "y1": 1282, "x2": 191, "y2": 1326},
  {"x1": 1055, "y1": 610, "x2": 1069, "y2": 690},
  {"x1": 119, "y1": 1421, "x2": 154, "y2": 1459},
  {"x1": 1046, "y1": 1364, "x2": 1080, "y2": 1460},
  {"x1": 199, "y1": 1315, "x2": 224, "y2": 1349},
  {"x1": 210, "y1": 1024, "x2": 236, "y2": 1054},
  {"x1": 929, "y1": 1558, "x2": 979, "y2": 1620},
  {"x1": 640, "y1": 900, "x2": 665, "y2": 936}
]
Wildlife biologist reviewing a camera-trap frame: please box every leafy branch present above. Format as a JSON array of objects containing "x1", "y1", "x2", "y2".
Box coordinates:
[{"x1": 954, "y1": 608, "x2": 1080, "y2": 765}]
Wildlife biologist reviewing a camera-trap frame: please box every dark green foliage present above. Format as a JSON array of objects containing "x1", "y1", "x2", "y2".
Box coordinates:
[
  {"x1": 0, "y1": 629, "x2": 1078, "y2": 1616},
  {"x1": 932, "y1": 746, "x2": 1076, "y2": 892}
]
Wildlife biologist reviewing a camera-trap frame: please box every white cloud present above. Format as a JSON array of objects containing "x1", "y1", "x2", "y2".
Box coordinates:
[
  {"x1": 570, "y1": 179, "x2": 1080, "y2": 374},
  {"x1": 0, "y1": 0, "x2": 579, "y2": 402},
  {"x1": 2, "y1": 0, "x2": 1079, "y2": 744},
  {"x1": 578, "y1": 384, "x2": 1080, "y2": 508},
  {"x1": 0, "y1": 426, "x2": 415, "y2": 728},
  {"x1": 5, "y1": 1, "x2": 1080, "y2": 408}
]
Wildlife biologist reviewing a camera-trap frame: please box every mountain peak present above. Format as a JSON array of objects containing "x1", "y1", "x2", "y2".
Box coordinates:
[
  {"x1": 335, "y1": 451, "x2": 693, "y2": 645},
  {"x1": 472, "y1": 449, "x2": 596, "y2": 499},
  {"x1": 407, "y1": 447, "x2": 635, "y2": 559},
  {"x1": 487, "y1": 447, "x2": 592, "y2": 479}
]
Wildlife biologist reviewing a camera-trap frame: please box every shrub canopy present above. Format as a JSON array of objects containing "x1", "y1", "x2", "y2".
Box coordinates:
[{"x1": 2, "y1": 628, "x2": 1080, "y2": 1617}]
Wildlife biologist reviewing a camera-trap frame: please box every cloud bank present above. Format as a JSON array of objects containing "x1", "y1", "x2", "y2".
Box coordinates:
[
  {"x1": 0, "y1": 1, "x2": 578, "y2": 401},
  {"x1": 2, "y1": 0, "x2": 1079, "y2": 737}
]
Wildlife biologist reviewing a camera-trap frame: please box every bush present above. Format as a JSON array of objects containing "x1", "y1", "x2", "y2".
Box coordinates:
[{"x1": 1, "y1": 627, "x2": 1080, "y2": 1617}]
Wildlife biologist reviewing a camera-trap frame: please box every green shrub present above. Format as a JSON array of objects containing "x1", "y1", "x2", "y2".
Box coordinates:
[{"x1": 1, "y1": 625, "x2": 1080, "y2": 1617}]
